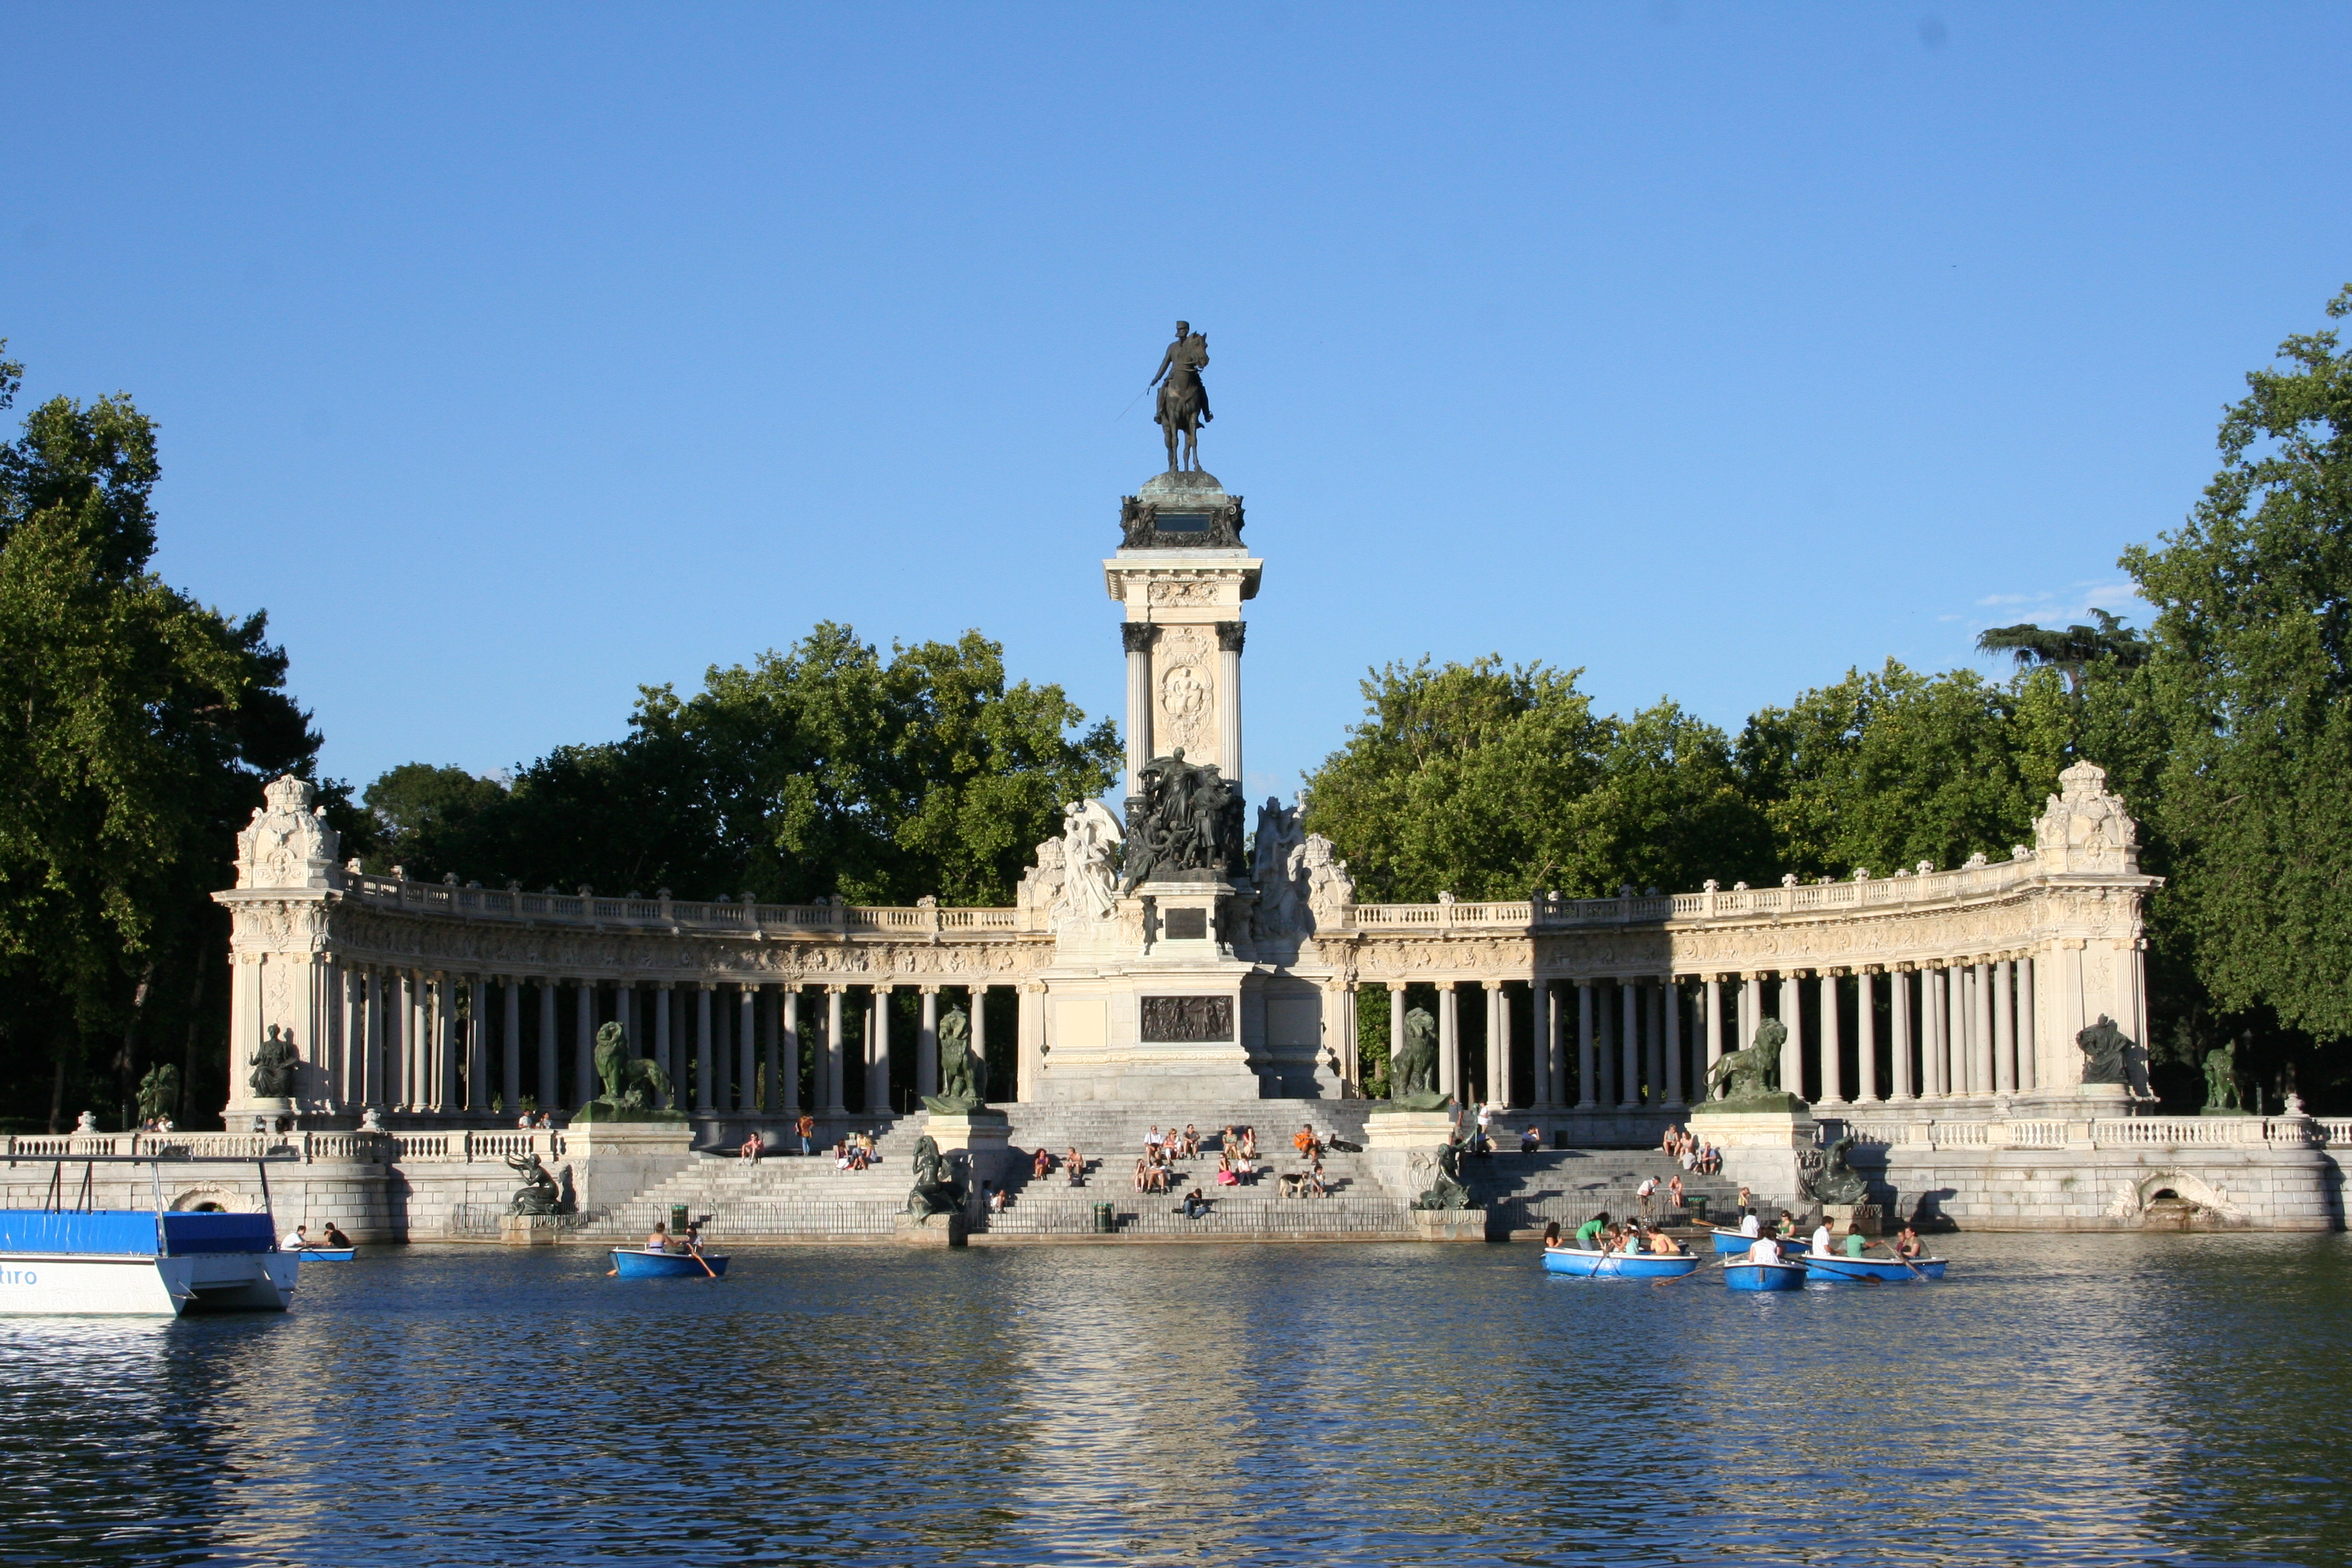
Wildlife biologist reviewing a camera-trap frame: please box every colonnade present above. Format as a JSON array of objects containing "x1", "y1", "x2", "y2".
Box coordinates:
[
  {"x1": 1356, "y1": 953, "x2": 2044, "y2": 1113},
  {"x1": 296, "y1": 963, "x2": 1011, "y2": 1121}
]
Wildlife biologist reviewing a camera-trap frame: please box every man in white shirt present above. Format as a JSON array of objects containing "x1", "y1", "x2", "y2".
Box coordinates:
[
  {"x1": 1738, "y1": 1210, "x2": 1762, "y2": 1239},
  {"x1": 1637, "y1": 1176, "x2": 1659, "y2": 1220},
  {"x1": 1811, "y1": 1220, "x2": 1835, "y2": 1256},
  {"x1": 280, "y1": 1224, "x2": 309, "y2": 1252},
  {"x1": 1747, "y1": 1234, "x2": 1782, "y2": 1266}
]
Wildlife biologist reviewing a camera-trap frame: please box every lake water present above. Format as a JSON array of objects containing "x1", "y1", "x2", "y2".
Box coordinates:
[{"x1": 0, "y1": 1233, "x2": 2347, "y2": 1567}]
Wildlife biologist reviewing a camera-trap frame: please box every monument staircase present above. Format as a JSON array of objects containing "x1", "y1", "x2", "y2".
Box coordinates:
[{"x1": 571, "y1": 1098, "x2": 1742, "y2": 1243}]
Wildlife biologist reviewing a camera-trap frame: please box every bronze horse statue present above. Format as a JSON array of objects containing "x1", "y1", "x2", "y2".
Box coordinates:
[{"x1": 1152, "y1": 323, "x2": 1211, "y2": 472}]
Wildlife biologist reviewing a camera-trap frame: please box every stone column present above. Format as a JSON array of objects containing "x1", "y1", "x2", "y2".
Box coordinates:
[
  {"x1": 459, "y1": 976, "x2": 485, "y2": 1112},
  {"x1": 1330, "y1": 979, "x2": 1360, "y2": 1092},
  {"x1": 536, "y1": 980, "x2": 557, "y2": 1111},
  {"x1": 917, "y1": 987, "x2": 941, "y2": 1098},
  {"x1": 361, "y1": 966, "x2": 384, "y2": 1109},
  {"x1": 653, "y1": 983, "x2": 674, "y2": 1108},
  {"x1": 1122, "y1": 623, "x2": 1156, "y2": 798},
  {"x1": 1818, "y1": 970, "x2": 1844, "y2": 1107},
  {"x1": 1644, "y1": 983, "x2": 1663, "y2": 1107},
  {"x1": 970, "y1": 984, "x2": 990, "y2": 1094},
  {"x1": 502, "y1": 978, "x2": 522, "y2": 1114},
  {"x1": 1388, "y1": 983, "x2": 1407, "y2": 1090},
  {"x1": 1437, "y1": 983, "x2": 1460, "y2": 1100},
  {"x1": 1531, "y1": 979, "x2": 1552, "y2": 1106},
  {"x1": 869, "y1": 984, "x2": 895, "y2": 1114},
  {"x1": 1973, "y1": 960, "x2": 1996, "y2": 1100},
  {"x1": 1994, "y1": 958, "x2": 2017, "y2": 1096},
  {"x1": 615, "y1": 982, "x2": 635, "y2": 1066},
  {"x1": 1948, "y1": 963, "x2": 1969, "y2": 1098},
  {"x1": 695, "y1": 984, "x2": 716, "y2": 1113},
  {"x1": 1477, "y1": 987, "x2": 1496, "y2": 1109},
  {"x1": 1704, "y1": 977, "x2": 1725, "y2": 1081},
  {"x1": 1891, "y1": 966, "x2": 1915, "y2": 1100},
  {"x1": 1216, "y1": 621, "x2": 1245, "y2": 787},
  {"x1": 2017, "y1": 956, "x2": 2038, "y2": 1091},
  {"x1": 434, "y1": 974, "x2": 457, "y2": 1111},
  {"x1": 1776, "y1": 972, "x2": 1802, "y2": 1099},
  {"x1": 763, "y1": 987, "x2": 782, "y2": 1115},
  {"x1": 398, "y1": 969, "x2": 421, "y2": 1110},
  {"x1": 1857, "y1": 969, "x2": 1879, "y2": 1103},
  {"x1": 1494, "y1": 983, "x2": 1515, "y2": 1107},
  {"x1": 739, "y1": 986, "x2": 758, "y2": 1112},
  {"x1": 574, "y1": 980, "x2": 596, "y2": 1114},
  {"x1": 1923, "y1": 967, "x2": 1946, "y2": 1099},
  {"x1": 1741, "y1": 974, "x2": 1763, "y2": 1050},
  {"x1": 1663, "y1": 977, "x2": 1684, "y2": 1107},
  {"x1": 1618, "y1": 980, "x2": 1639, "y2": 1110},
  {"x1": 780, "y1": 987, "x2": 801, "y2": 1113},
  {"x1": 1017, "y1": 981, "x2": 1045, "y2": 1102},
  {"x1": 823, "y1": 985, "x2": 848, "y2": 1115},
  {"x1": 1597, "y1": 981, "x2": 1619, "y2": 1108},
  {"x1": 1576, "y1": 982, "x2": 1597, "y2": 1109}
]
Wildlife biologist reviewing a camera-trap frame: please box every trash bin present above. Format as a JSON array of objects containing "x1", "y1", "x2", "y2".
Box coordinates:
[
  {"x1": 670, "y1": 1204, "x2": 690, "y2": 1236},
  {"x1": 1688, "y1": 1196, "x2": 1709, "y2": 1223},
  {"x1": 1092, "y1": 1201, "x2": 1115, "y2": 1234}
]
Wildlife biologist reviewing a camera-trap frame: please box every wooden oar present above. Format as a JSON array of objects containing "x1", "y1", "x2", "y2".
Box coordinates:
[
  {"x1": 1652, "y1": 1256, "x2": 1719, "y2": 1288},
  {"x1": 689, "y1": 1241, "x2": 717, "y2": 1279}
]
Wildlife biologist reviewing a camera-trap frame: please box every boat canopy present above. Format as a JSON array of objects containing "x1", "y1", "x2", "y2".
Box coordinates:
[{"x1": 0, "y1": 1211, "x2": 274, "y2": 1256}]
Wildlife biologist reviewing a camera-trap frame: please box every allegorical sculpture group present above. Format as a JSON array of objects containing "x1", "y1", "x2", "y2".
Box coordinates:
[{"x1": 1121, "y1": 747, "x2": 1247, "y2": 888}]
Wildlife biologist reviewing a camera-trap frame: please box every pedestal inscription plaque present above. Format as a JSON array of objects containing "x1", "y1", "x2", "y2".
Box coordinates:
[{"x1": 1141, "y1": 996, "x2": 1232, "y2": 1041}]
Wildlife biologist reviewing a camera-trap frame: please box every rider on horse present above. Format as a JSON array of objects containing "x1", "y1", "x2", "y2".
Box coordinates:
[{"x1": 1152, "y1": 321, "x2": 1211, "y2": 470}]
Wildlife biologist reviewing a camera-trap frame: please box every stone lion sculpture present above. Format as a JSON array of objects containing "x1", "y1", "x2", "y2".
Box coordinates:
[
  {"x1": 1705, "y1": 1017, "x2": 1786, "y2": 1102},
  {"x1": 1382, "y1": 1006, "x2": 1447, "y2": 1111},
  {"x1": 925, "y1": 1006, "x2": 988, "y2": 1113},
  {"x1": 574, "y1": 1022, "x2": 681, "y2": 1122}
]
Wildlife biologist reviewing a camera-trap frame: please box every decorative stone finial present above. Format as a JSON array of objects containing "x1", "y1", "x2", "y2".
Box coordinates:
[
  {"x1": 2032, "y1": 760, "x2": 2140, "y2": 875},
  {"x1": 234, "y1": 775, "x2": 343, "y2": 890}
]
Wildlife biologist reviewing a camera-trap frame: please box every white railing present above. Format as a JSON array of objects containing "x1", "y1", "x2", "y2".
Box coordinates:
[
  {"x1": 2315, "y1": 1119, "x2": 2352, "y2": 1147},
  {"x1": 1814, "y1": 1114, "x2": 2318, "y2": 1152},
  {"x1": 2, "y1": 1130, "x2": 397, "y2": 1163},
  {"x1": 342, "y1": 872, "x2": 1017, "y2": 941}
]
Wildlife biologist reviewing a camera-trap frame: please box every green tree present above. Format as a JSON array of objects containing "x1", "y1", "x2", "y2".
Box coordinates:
[
  {"x1": 374, "y1": 623, "x2": 1118, "y2": 906},
  {"x1": 1975, "y1": 608, "x2": 2149, "y2": 693},
  {"x1": 361, "y1": 764, "x2": 510, "y2": 874},
  {"x1": 1300, "y1": 657, "x2": 1770, "y2": 900},
  {"x1": 2124, "y1": 284, "x2": 2352, "y2": 1057},
  {"x1": 1735, "y1": 659, "x2": 2076, "y2": 879},
  {"x1": 0, "y1": 343, "x2": 333, "y2": 1128}
]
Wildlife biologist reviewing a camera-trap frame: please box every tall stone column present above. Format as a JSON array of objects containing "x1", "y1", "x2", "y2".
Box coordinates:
[
  {"x1": 398, "y1": 969, "x2": 421, "y2": 1111},
  {"x1": 1215, "y1": 621, "x2": 1245, "y2": 789},
  {"x1": 1972, "y1": 960, "x2": 1996, "y2": 1099},
  {"x1": 1122, "y1": 623, "x2": 1156, "y2": 799},
  {"x1": 2017, "y1": 956, "x2": 2038, "y2": 1091},
  {"x1": 1333, "y1": 980, "x2": 1360, "y2": 1092},
  {"x1": 1663, "y1": 977, "x2": 1684, "y2": 1107},
  {"x1": 739, "y1": 986, "x2": 758, "y2": 1112},
  {"x1": 1740, "y1": 974, "x2": 1762, "y2": 1051},
  {"x1": 1017, "y1": 981, "x2": 1045, "y2": 1103},
  {"x1": 695, "y1": 985, "x2": 716, "y2": 1113},
  {"x1": 653, "y1": 983, "x2": 674, "y2": 1108},
  {"x1": 538, "y1": 980, "x2": 559, "y2": 1111},
  {"x1": 763, "y1": 987, "x2": 782, "y2": 1115},
  {"x1": 1818, "y1": 970, "x2": 1844, "y2": 1106},
  {"x1": 1388, "y1": 983, "x2": 1407, "y2": 1090},
  {"x1": 917, "y1": 987, "x2": 941, "y2": 1098},
  {"x1": 1948, "y1": 963, "x2": 1970, "y2": 1098},
  {"x1": 969, "y1": 984, "x2": 990, "y2": 1094},
  {"x1": 869, "y1": 985, "x2": 895, "y2": 1115},
  {"x1": 779, "y1": 987, "x2": 801, "y2": 1113},
  {"x1": 1494, "y1": 983, "x2": 1514, "y2": 1107},
  {"x1": 502, "y1": 978, "x2": 521, "y2": 1114},
  {"x1": 1891, "y1": 966, "x2": 1915, "y2": 1100},
  {"x1": 459, "y1": 976, "x2": 485, "y2": 1111},
  {"x1": 823, "y1": 985, "x2": 848, "y2": 1116},
  {"x1": 1481, "y1": 981, "x2": 1503, "y2": 1106},
  {"x1": 1923, "y1": 967, "x2": 1947, "y2": 1099},
  {"x1": 1437, "y1": 983, "x2": 1460, "y2": 1100},
  {"x1": 1576, "y1": 982, "x2": 1597, "y2": 1109},
  {"x1": 434, "y1": 974, "x2": 457, "y2": 1112},
  {"x1": 1704, "y1": 977, "x2": 1725, "y2": 1085},
  {"x1": 615, "y1": 982, "x2": 635, "y2": 1066},
  {"x1": 1618, "y1": 979, "x2": 1639, "y2": 1110},
  {"x1": 1776, "y1": 972, "x2": 1801, "y2": 1099},
  {"x1": 1994, "y1": 958, "x2": 2017, "y2": 1096},
  {"x1": 1857, "y1": 969, "x2": 1879, "y2": 1103},
  {"x1": 1597, "y1": 981, "x2": 1619, "y2": 1107},
  {"x1": 574, "y1": 980, "x2": 596, "y2": 1114},
  {"x1": 1531, "y1": 979, "x2": 1552, "y2": 1107},
  {"x1": 1643, "y1": 983, "x2": 1663, "y2": 1107},
  {"x1": 362, "y1": 966, "x2": 385, "y2": 1109}
]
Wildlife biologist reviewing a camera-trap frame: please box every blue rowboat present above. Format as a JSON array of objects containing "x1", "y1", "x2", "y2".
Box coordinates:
[
  {"x1": 296, "y1": 1247, "x2": 357, "y2": 1262},
  {"x1": 1541, "y1": 1247, "x2": 1698, "y2": 1280},
  {"x1": 610, "y1": 1248, "x2": 729, "y2": 1279},
  {"x1": 1723, "y1": 1259, "x2": 1807, "y2": 1292},
  {"x1": 1711, "y1": 1228, "x2": 1804, "y2": 1256},
  {"x1": 1800, "y1": 1252, "x2": 1946, "y2": 1284}
]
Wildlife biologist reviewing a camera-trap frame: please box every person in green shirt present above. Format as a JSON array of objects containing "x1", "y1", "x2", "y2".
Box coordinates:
[
  {"x1": 1842, "y1": 1225, "x2": 1868, "y2": 1258},
  {"x1": 1575, "y1": 1211, "x2": 1612, "y2": 1247}
]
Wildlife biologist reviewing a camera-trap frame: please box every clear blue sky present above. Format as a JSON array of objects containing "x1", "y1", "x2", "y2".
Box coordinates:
[{"x1": 5, "y1": 4, "x2": 2347, "y2": 808}]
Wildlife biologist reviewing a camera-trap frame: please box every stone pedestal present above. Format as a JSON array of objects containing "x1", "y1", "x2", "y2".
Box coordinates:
[
  {"x1": 1363, "y1": 1110, "x2": 1459, "y2": 1207},
  {"x1": 561, "y1": 1122, "x2": 696, "y2": 1221},
  {"x1": 1409, "y1": 1209, "x2": 1488, "y2": 1243},
  {"x1": 1690, "y1": 1107, "x2": 1819, "y2": 1211},
  {"x1": 1823, "y1": 1201, "x2": 1883, "y2": 1237},
  {"x1": 925, "y1": 1110, "x2": 1013, "y2": 1189},
  {"x1": 499, "y1": 1213, "x2": 570, "y2": 1245},
  {"x1": 894, "y1": 1212, "x2": 968, "y2": 1247}
]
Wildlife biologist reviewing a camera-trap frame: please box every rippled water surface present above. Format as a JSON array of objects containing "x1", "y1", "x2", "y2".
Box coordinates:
[{"x1": 1, "y1": 1233, "x2": 2347, "y2": 1567}]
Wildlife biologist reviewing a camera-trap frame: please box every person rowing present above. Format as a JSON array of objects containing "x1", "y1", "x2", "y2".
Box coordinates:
[{"x1": 1575, "y1": 1211, "x2": 1611, "y2": 1248}]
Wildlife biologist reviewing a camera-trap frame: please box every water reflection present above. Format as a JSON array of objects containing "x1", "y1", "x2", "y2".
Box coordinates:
[{"x1": 0, "y1": 1235, "x2": 2343, "y2": 1566}]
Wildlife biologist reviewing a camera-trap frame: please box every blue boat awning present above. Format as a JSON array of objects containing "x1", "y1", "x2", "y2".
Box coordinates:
[{"x1": 0, "y1": 1210, "x2": 275, "y2": 1256}]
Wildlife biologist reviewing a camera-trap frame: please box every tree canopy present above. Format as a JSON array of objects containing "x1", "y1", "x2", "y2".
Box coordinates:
[{"x1": 366, "y1": 623, "x2": 1119, "y2": 906}]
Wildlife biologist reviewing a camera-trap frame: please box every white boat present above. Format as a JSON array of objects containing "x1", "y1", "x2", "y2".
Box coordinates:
[{"x1": 0, "y1": 1152, "x2": 301, "y2": 1317}]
